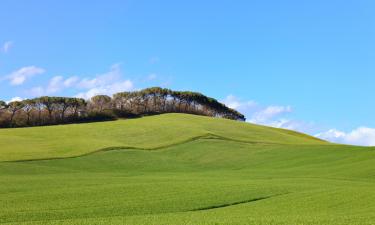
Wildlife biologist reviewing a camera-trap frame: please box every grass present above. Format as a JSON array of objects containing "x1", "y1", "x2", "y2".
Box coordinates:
[
  {"x1": 1, "y1": 113, "x2": 374, "y2": 224},
  {"x1": 0, "y1": 113, "x2": 326, "y2": 162}
]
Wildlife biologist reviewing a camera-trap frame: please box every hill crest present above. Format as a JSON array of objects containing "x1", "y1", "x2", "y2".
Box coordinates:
[{"x1": 0, "y1": 113, "x2": 327, "y2": 162}]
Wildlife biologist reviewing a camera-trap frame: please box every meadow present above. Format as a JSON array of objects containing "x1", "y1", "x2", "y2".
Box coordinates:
[{"x1": 1, "y1": 114, "x2": 374, "y2": 225}]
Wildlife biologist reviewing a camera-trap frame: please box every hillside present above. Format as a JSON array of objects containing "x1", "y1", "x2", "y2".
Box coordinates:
[
  {"x1": 0, "y1": 113, "x2": 326, "y2": 162},
  {"x1": 1, "y1": 113, "x2": 375, "y2": 225}
]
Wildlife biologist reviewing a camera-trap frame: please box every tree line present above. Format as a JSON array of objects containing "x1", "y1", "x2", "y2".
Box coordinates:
[{"x1": 0, "y1": 87, "x2": 245, "y2": 128}]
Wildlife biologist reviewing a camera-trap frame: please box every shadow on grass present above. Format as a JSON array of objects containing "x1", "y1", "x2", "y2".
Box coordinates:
[{"x1": 189, "y1": 194, "x2": 288, "y2": 212}]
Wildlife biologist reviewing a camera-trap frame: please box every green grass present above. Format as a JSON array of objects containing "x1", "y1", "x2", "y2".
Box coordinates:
[
  {"x1": 1, "y1": 113, "x2": 374, "y2": 224},
  {"x1": 0, "y1": 113, "x2": 326, "y2": 162}
]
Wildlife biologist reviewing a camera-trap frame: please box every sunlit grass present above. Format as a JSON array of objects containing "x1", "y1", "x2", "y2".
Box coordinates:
[{"x1": 1, "y1": 114, "x2": 374, "y2": 224}]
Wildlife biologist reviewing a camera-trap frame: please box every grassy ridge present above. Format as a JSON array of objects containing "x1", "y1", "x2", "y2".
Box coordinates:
[{"x1": 0, "y1": 113, "x2": 326, "y2": 161}]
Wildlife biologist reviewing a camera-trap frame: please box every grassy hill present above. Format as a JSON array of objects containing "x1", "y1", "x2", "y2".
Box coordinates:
[
  {"x1": 0, "y1": 113, "x2": 326, "y2": 162},
  {"x1": 1, "y1": 113, "x2": 375, "y2": 225}
]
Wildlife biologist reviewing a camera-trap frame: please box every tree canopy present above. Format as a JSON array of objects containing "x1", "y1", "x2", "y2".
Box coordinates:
[{"x1": 0, "y1": 87, "x2": 245, "y2": 128}]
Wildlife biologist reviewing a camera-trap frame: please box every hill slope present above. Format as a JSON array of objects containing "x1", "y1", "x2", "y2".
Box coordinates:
[
  {"x1": 1, "y1": 113, "x2": 375, "y2": 225},
  {"x1": 0, "y1": 113, "x2": 326, "y2": 162}
]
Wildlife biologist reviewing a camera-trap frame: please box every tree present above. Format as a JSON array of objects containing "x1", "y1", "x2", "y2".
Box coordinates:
[
  {"x1": 22, "y1": 99, "x2": 35, "y2": 125},
  {"x1": 71, "y1": 98, "x2": 86, "y2": 117},
  {"x1": 7, "y1": 101, "x2": 24, "y2": 125},
  {"x1": 0, "y1": 101, "x2": 7, "y2": 114},
  {"x1": 0, "y1": 101, "x2": 6, "y2": 110},
  {"x1": 33, "y1": 98, "x2": 45, "y2": 125},
  {"x1": 56, "y1": 97, "x2": 71, "y2": 121},
  {"x1": 113, "y1": 92, "x2": 130, "y2": 111},
  {"x1": 0, "y1": 101, "x2": 8, "y2": 122},
  {"x1": 110, "y1": 87, "x2": 245, "y2": 120},
  {"x1": 0, "y1": 87, "x2": 245, "y2": 128},
  {"x1": 38, "y1": 96, "x2": 56, "y2": 123},
  {"x1": 90, "y1": 95, "x2": 111, "y2": 112}
]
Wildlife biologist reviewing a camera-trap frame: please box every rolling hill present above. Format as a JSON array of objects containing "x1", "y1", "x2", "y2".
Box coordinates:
[
  {"x1": 0, "y1": 113, "x2": 326, "y2": 162},
  {"x1": 1, "y1": 113, "x2": 374, "y2": 225}
]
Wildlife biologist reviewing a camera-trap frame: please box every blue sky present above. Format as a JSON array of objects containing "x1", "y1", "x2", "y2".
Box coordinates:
[{"x1": 1, "y1": 0, "x2": 374, "y2": 145}]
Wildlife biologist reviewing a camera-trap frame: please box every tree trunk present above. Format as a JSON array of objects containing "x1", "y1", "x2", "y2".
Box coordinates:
[
  {"x1": 27, "y1": 112, "x2": 31, "y2": 125},
  {"x1": 10, "y1": 111, "x2": 16, "y2": 126}
]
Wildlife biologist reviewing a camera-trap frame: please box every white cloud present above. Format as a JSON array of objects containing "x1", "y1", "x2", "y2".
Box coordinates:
[
  {"x1": 5, "y1": 66, "x2": 45, "y2": 86},
  {"x1": 75, "y1": 80, "x2": 134, "y2": 99},
  {"x1": 250, "y1": 105, "x2": 292, "y2": 124},
  {"x1": 46, "y1": 76, "x2": 64, "y2": 94},
  {"x1": 77, "y1": 64, "x2": 122, "y2": 89},
  {"x1": 225, "y1": 95, "x2": 375, "y2": 146},
  {"x1": 223, "y1": 95, "x2": 315, "y2": 133},
  {"x1": 29, "y1": 75, "x2": 79, "y2": 96},
  {"x1": 75, "y1": 64, "x2": 134, "y2": 99},
  {"x1": 63, "y1": 76, "x2": 79, "y2": 87},
  {"x1": 223, "y1": 95, "x2": 291, "y2": 125},
  {"x1": 6, "y1": 97, "x2": 23, "y2": 104},
  {"x1": 2, "y1": 41, "x2": 13, "y2": 53},
  {"x1": 222, "y1": 95, "x2": 257, "y2": 112},
  {"x1": 27, "y1": 64, "x2": 134, "y2": 99},
  {"x1": 247, "y1": 105, "x2": 315, "y2": 133},
  {"x1": 267, "y1": 118, "x2": 302, "y2": 130},
  {"x1": 316, "y1": 127, "x2": 375, "y2": 146}
]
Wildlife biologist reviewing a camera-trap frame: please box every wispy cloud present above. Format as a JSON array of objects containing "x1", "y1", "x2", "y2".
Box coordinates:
[
  {"x1": 223, "y1": 94, "x2": 375, "y2": 146},
  {"x1": 1, "y1": 41, "x2": 13, "y2": 53},
  {"x1": 30, "y1": 75, "x2": 79, "y2": 96},
  {"x1": 29, "y1": 64, "x2": 134, "y2": 99},
  {"x1": 4, "y1": 66, "x2": 45, "y2": 86},
  {"x1": 249, "y1": 105, "x2": 292, "y2": 124},
  {"x1": 6, "y1": 96, "x2": 23, "y2": 104},
  {"x1": 247, "y1": 105, "x2": 315, "y2": 133},
  {"x1": 316, "y1": 127, "x2": 375, "y2": 146},
  {"x1": 75, "y1": 80, "x2": 134, "y2": 99},
  {"x1": 75, "y1": 64, "x2": 134, "y2": 99},
  {"x1": 223, "y1": 95, "x2": 295, "y2": 129},
  {"x1": 63, "y1": 76, "x2": 79, "y2": 87},
  {"x1": 77, "y1": 64, "x2": 123, "y2": 89},
  {"x1": 222, "y1": 95, "x2": 257, "y2": 111}
]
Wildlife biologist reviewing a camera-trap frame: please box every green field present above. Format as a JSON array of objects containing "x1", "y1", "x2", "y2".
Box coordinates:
[{"x1": 1, "y1": 113, "x2": 375, "y2": 225}]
